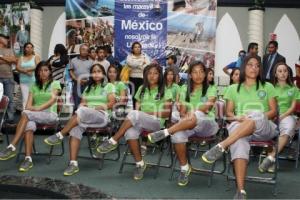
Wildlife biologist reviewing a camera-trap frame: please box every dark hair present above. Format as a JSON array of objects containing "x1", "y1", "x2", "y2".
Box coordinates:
[
  {"x1": 107, "y1": 64, "x2": 120, "y2": 82},
  {"x1": 139, "y1": 63, "x2": 165, "y2": 100},
  {"x1": 54, "y1": 44, "x2": 67, "y2": 56},
  {"x1": 167, "y1": 55, "x2": 177, "y2": 64},
  {"x1": 23, "y1": 42, "x2": 34, "y2": 56},
  {"x1": 89, "y1": 46, "x2": 95, "y2": 53},
  {"x1": 229, "y1": 68, "x2": 240, "y2": 85},
  {"x1": 185, "y1": 61, "x2": 208, "y2": 102},
  {"x1": 271, "y1": 62, "x2": 293, "y2": 86},
  {"x1": 131, "y1": 41, "x2": 142, "y2": 54},
  {"x1": 96, "y1": 46, "x2": 106, "y2": 54},
  {"x1": 35, "y1": 61, "x2": 53, "y2": 91},
  {"x1": 104, "y1": 45, "x2": 112, "y2": 54},
  {"x1": 206, "y1": 68, "x2": 215, "y2": 85},
  {"x1": 85, "y1": 63, "x2": 106, "y2": 93},
  {"x1": 247, "y1": 42, "x2": 258, "y2": 53},
  {"x1": 238, "y1": 50, "x2": 246, "y2": 56},
  {"x1": 268, "y1": 40, "x2": 278, "y2": 48},
  {"x1": 164, "y1": 67, "x2": 176, "y2": 86},
  {"x1": 237, "y1": 54, "x2": 265, "y2": 92}
]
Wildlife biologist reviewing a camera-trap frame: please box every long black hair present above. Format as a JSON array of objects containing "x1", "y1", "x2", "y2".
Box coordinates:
[
  {"x1": 237, "y1": 54, "x2": 265, "y2": 93},
  {"x1": 34, "y1": 61, "x2": 53, "y2": 91},
  {"x1": 229, "y1": 68, "x2": 240, "y2": 85},
  {"x1": 139, "y1": 63, "x2": 165, "y2": 100},
  {"x1": 185, "y1": 61, "x2": 208, "y2": 102},
  {"x1": 271, "y1": 62, "x2": 294, "y2": 86},
  {"x1": 107, "y1": 64, "x2": 121, "y2": 82},
  {"x1": 164, "y1": 67, "x2": 176, "y2": 87},
  {"x1": 85, "y1": 63, "x2": 106, "y2": 93},
  {"x1": 206, "y1": 68, "x2": 215, "y2": 85}
]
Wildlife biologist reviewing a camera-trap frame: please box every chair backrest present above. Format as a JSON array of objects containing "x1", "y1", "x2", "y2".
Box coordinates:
[
  {"x1": 215, "y1": 99, "x2": 226, "y2": 120},
  {"x1": 0, "y1": 95, "x2": 9, "y2": 128},
  {"x1": 0, "y1": 95, "x2": 9, "y2": 113},
  {"x1": 57, "y1": 96, "x2": 63, "y2": 114}
]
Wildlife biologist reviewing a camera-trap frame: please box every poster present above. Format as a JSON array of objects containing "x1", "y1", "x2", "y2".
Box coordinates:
[
  {"x1": 114, "y1": 0, "x2": 167, "y2": 65},
  {"x1": 65, "y1": 0, "x2": 217, "y2": 68},
  {"x1": 167, "y1": 0, "x2": 217, "y2": 71},
  {"x1": 11, "y1": 2, "x2": 31, "y2": 56},
  {"x1": 65, "y1": 0, "x2": 114, "y2": 54}
]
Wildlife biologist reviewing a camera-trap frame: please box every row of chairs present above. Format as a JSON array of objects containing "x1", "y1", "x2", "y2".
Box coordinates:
[{"x1": 1, "y1": 95, "x2": 300, "y2": 195}]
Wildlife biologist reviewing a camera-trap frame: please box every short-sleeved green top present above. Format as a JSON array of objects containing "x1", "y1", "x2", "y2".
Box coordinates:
[
  {"x1": 166, "y1": 83, "x2": 180, "y2": 102},
  {"x1": 29, "y1": 80, "x2": 61, "y2": 113},
  {"x1": 224, "y1": 82, "x2": 277, "y2": 116},
  {"x1": 113, "y1": 81, "x2": 127, "y2": 101},
  {"x1": 179, "y1": 85, "x2": 217, "y2": 118},
  {"x1": 82, "y1": 83, "x2": 115, "y2": 112},
  {"x1": 135, "y1": 86, "x2": 172, "y2": 127},
  {"x1": 274, "y1": 84, "x2": 300, "y2": 115}
]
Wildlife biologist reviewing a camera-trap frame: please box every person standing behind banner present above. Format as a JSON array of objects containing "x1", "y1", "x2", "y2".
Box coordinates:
[
  {"x1": 69, "y1": 44, "x2": 93, "y2": 112},
  {"x1": 47, "y1": 44, "x2": 69, "y2": 88},
  {"x1": 16, "y1": 42, "x2": 40, "y2": 109},
  {"x1": 94, "y1": 46, "x2": 110, "y2": 73},
  {"x1": 126, "y1": 41, "x2": 150, "y2": 108}
]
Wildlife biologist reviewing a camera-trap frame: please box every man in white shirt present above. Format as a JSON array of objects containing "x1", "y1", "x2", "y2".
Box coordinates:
[{"x1": 94, "y1": 46, "x2": 110, "y2": 73}]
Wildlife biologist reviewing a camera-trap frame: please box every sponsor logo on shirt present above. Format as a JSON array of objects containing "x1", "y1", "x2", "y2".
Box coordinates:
[{"x1": 257, "y1": 90, "x2": 266, "y2": 100}]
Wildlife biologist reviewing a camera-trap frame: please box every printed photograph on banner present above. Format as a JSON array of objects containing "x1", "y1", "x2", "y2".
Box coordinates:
[
  {"x1": 10, "y1": 2, "x2": 30, "y2": 56},
  {"x1": 66, "y1": 0, "x2": 114, "y2": 20},
  {"x1": 66, "y1": 16, "x2": 114, "y2": 54},
  {"x1": 166, "y1": 46, "x2": 215, "y2": 72},
  {"x1": 0, "y1": 4, "x2": 12, "y2": 38},
  {"x1": 171, "y1": 0, "x2": 216, "y2": 16},
  {"x1": 167, "y1": 12, "x2": 216, "y2": 51}
]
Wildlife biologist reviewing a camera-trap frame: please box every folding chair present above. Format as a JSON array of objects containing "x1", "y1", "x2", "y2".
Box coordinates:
[
  {"x1": 118, "y1": 106, "x2": 174, "y2": 179},
  {"x1": 226, "y1": 115, "x2": 280, "y2": 195},
  {"x1": 169, "y1": 99, "x2": 227, "y2": 187},
  {"x1": 15, "y1": 97, "x2": 65, "y2": 164},
  {"x1": 0, "y1": 96, "x2": 9, "y2": 145},
  {"x1": 78, "y1": 124, "x2": 121, "y2": 170}
]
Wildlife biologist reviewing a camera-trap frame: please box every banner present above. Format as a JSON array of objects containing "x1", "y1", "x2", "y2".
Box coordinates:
[
  {"x1": 65, "y1": 0, "x2": 114, "y2": 54},
  {"x1": 167, "y1": 0, "x2": 217, "y2": 71},
  {"x1": 0, "y1": 2, "x2": 30, "y2": 56},
  {"x1": 114, "y1": 0, "x2": 167, "y2": 65},
  {"x1": 65, "y1": 0, "x2": 217, "y2": 68}
]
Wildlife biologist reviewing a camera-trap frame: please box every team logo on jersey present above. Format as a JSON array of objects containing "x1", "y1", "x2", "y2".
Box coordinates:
[
  {"x1": 287, "y1": 90, "x2": 294, "y2": 97},
  {"x1": 257, "y1": 90, "x2": 266, "y2": 99},
  {"x1": 201, "y1": 96, "x2": 208, "y2": 102}
]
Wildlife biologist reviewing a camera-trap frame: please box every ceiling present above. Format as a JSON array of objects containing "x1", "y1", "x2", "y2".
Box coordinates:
[{"x1": 1, "y1": 0, "x2": 300, "y2": 8}]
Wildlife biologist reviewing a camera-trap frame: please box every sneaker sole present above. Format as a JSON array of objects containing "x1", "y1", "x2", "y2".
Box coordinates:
[
  {"x1": 44, "y1": 139, "x2": 62, "y2": 146},
  {"x1": 0, "y1": 153, "x2": 17, "y2": 161},
  {"x1": 64, "y1": 168, "x2": 79, "y2": 176},
  {"x1": 96, "y1": 146, "x2": 117, "y2": 154},
  {"x1": 201, "y1": 154, "x2": 215, "y2": 164},
  {"x1": 177, "y1": 166, "x2": 192, "y2": 187},
  {"x1": 147, "y1": 135, "x2": 155, "y2": 144},
  {"x1": 258, "y1": 167, "x2": 266, "y2": 173},
  {"x1": 19, "y1": 164, "x2": 33, "y2": 172}
]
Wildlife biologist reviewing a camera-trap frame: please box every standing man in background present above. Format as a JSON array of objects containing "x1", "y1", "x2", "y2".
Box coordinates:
[
  {"x1": 263, "y1": 41, "x2": 286, "y2": 81},
  {"x1": 69, "y1": 44, "x2": 93, "y2": 112}
]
